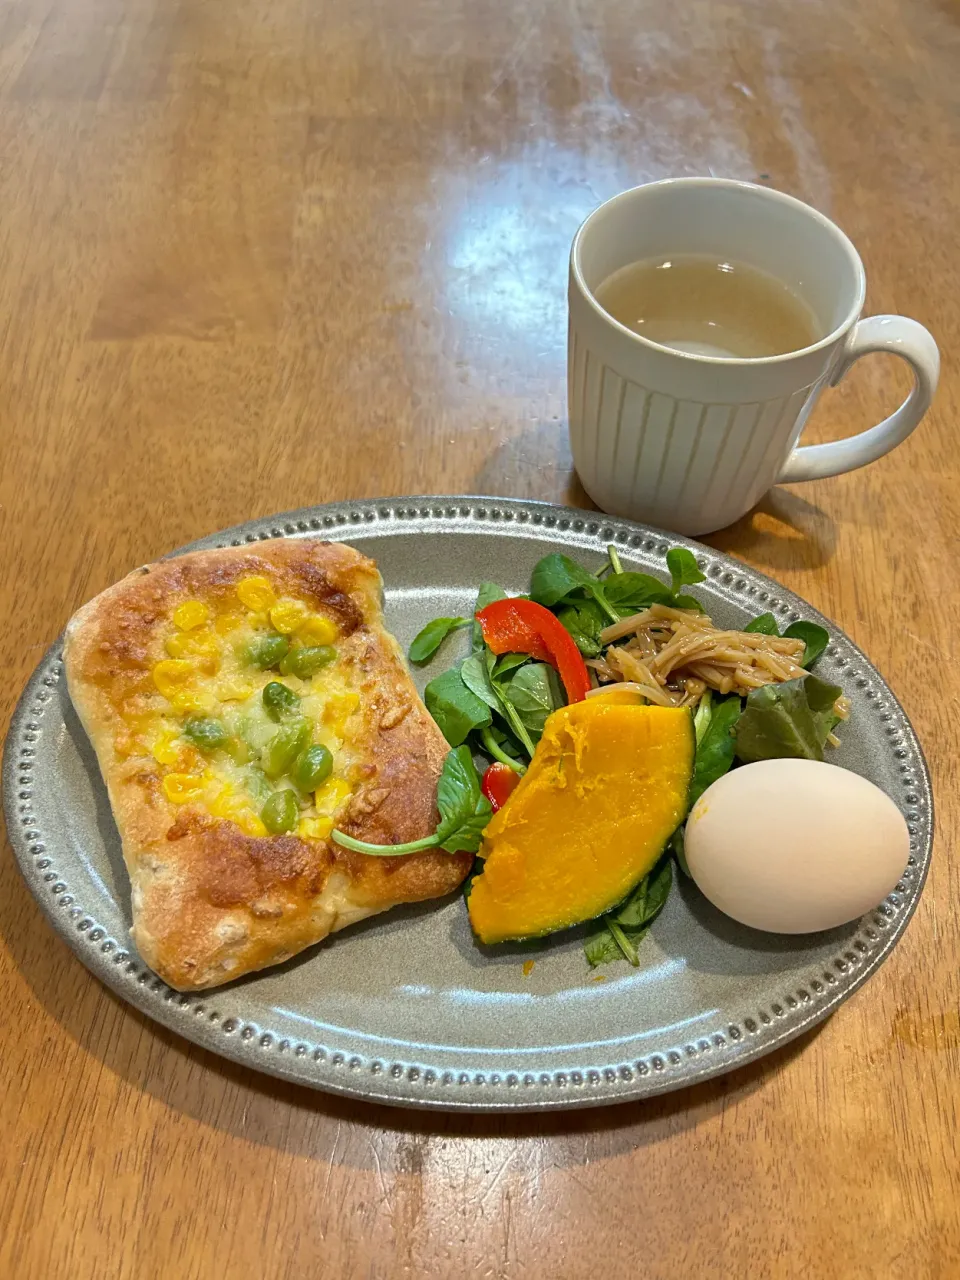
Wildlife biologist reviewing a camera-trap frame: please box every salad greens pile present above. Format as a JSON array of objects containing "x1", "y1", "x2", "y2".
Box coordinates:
[{"x1": 397, "y1": 544, "x2": 840, "y2": 969}]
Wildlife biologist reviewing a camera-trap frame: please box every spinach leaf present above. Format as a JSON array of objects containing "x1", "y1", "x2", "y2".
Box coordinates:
[
  {"x1": 460, "y1": 652, "x2": 504, "y2": 712},
  {"x1": 502, "y1": 662, "x2": 563, "y2": 740},
  {"x1": 408, "y1": 616, "x2": 468, "y2": 664},
  {"x1": 672, "y1": 593, "x2": 706, "y2": 611},
  {"x1": 744, "y1": 612, "x2": 780, "y2": 635},
  {"x1": 462, "y1": 651, "x2": 538, "y2": 759},
  {"x1": 557, "y1": 599, "x2": 606, "y2": 657},
  {"x1": 479, "y1": 724, "x2": 525, "y2": 774},
  {"x1": 492, "y1": 651, "x2": 530, "y2": 678},
  {"x1": 530, "y1": 553, "x2": 618, "y2": 621},
  {"x1": 333, "y1": 747, "x2": 492, "y2": 856},
  {"x1": 783, "y1": 620, "x2": 829, "y2": 668},
  {"x1": 603, "y1": 551, "x2": 705, "y2": 614},
  {"x1": 434, "y1": 746, "x2": 495, "y2": 852},
  {"x1": 666, "y1": 547, "x2": 706, "y2": 594},
  {"x1": 584, "y1": 857, "x2": 674, "y2": 968},
  {"x1": 615, "y1": 857, "x2": 673, "y2": 927},
  {"x1": 424, "y1": 666, "x2": 491, "y2": 746},
  {"x1": 741, "y1": 614, "x2": 828, "y2": 667},
  {"x1": 472, "y1": 581, "x2": 507, "y2": 650},
  {"x1": 735, "y1": 674, "x2": 843, "y2": 764},
  {"x1": 603, "y1": 572, "x2": 674, "y2": 613},
  {"x1": 693, "y1": 688, "x2": 714, "y2": 745},
  {"x1": 671, "y1": 827, "x2": 691, "y2": 877},
  {"x1": 584, "y1": 922, "x2": 630, "y2": 967},
  {"x1": 805, "y1": 673, "x2": 846, "y2": 740},
  {"x1": 690, "y1": 695, "x2": 742, "y2": 805}
]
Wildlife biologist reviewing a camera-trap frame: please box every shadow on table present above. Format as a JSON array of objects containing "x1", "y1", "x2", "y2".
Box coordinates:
[
  {"x1": 705, "y1": 486, "x2": 837, "y2": 574},
  {"x1": 473, "y1": 431, "x2": 836, "y2": 578},
  {"x1": 0, "y1": 834, "x2": 828, "y2": 1170}
]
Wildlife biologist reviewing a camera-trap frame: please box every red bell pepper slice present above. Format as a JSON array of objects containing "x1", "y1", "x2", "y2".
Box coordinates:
[
  {"x1": 476, "y1": 598, "x2": 591, "y2": 703},
  {"x1": 481, "y1": 761, "x2": 521, "y2": 812}
]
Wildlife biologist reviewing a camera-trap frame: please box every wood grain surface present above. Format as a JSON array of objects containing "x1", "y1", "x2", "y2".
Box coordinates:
[{"x1": 1, "y1": 0, "x2": 958, "y2": 1275}]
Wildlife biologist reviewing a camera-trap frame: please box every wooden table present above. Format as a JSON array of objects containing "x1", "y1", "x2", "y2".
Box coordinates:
[{"x1": 1, "y1": 0, "x2": 958, "y2": 1274}]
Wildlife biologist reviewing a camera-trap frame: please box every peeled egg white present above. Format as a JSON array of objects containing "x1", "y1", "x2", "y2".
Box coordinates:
[{"x1": 685, "y1": 759, "x2": 910, "y2": 934}]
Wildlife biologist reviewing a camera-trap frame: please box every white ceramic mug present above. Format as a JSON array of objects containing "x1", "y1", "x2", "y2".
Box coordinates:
[{"x1": 568, "y1": 178, "x2": 939, "y2": 535}]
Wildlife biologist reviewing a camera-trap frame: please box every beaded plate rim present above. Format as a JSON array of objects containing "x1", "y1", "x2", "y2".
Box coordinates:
[{"x1": 3, "y1": 496, "x2": 933, "y2": 1111}]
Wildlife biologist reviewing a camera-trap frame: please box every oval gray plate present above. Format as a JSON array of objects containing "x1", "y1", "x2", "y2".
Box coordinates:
[{"x1": 3, "y1": 497, "x2": 932, "y2": 1111}]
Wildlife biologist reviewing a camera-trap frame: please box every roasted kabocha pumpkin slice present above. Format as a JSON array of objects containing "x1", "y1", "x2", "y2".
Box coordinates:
[
  {"x1": 583, "y1": 686, "x2": 646, "y2": 706},
  {"x1": 467, "y1": 702, "x2": 694, "y2": 943}
]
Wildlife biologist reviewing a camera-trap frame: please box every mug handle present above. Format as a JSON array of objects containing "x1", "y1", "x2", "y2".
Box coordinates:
[{"x1": 777, "y1": 315, "x2": 939, "y2": 484}]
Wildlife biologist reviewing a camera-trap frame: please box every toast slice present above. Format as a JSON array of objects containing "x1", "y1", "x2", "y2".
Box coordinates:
[{"x1": 63, "y1": 538, "x2": 469, "y2": 990}]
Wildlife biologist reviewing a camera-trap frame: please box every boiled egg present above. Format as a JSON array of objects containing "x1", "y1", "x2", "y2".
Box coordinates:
[{"x1": 685, "y1": 759, "x2": 910, "y2": 933}]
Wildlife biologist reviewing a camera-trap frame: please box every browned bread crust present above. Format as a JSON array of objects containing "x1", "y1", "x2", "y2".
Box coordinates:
[{"x1": 63, "y1": 538, "x2": 470, "y2": 989}]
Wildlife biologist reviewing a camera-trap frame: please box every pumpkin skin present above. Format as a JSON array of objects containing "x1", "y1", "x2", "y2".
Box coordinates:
[{"x1": 467, "y1": 703, "x2": 694, "y2": 944}]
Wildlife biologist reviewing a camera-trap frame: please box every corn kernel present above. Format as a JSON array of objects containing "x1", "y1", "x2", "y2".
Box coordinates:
[
  {"x1": 162, "y1": 773, "x2": 204, "y2": 804},
  {"x1": 209, "y1": 787, "x2": 240, "y2": 820},
  {"x1": 323, "y1": 693, "x2": 360, "y2": 737},
  {"x1": 236, "y1": 811, "x2": 268, "y2": 838},
  {"x1": 298, "y1": 815, "x2": 335, "y2": 841},
  {"x1": 173, "y1": 600, "x2": 210, "y2": 631},
  {"x1": 152, "y1": 731, "x2": 181, "y2": 766},
  {"x1": 298, "y1": 614, "x2": 338, "y2": 646},
  {"x1": 164, "y1": 629, "x2": 220, "y2": 661},
  {"x1": 270, "y1": 598, "x2": 308, "y2": 634},
  {"x1": 152, "y1": 659, "x2": 194, "y2": 698},
  {"x1": 237, "y1": 575, "x2": 277, "y2": 611},
  {"x1": 169, "y1": 689, "x2": 216, "y2": 715},
  {"x1": 216, "y1": 680, "x2": 253, "y2": 703},
  {"x1": 314, "y1": 776, "x2": 352, "y2": 817},
  {"x1": 214, "y1": 608, "x2": 245, "y2": 636}
]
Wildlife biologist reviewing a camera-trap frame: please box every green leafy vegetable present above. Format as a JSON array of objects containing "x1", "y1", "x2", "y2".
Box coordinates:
[
  {"x1": 615, "y1": 857, "x2": 673, "y2": 927},
  {"x1": 476, "y1": 581, "x2": 507, "y2": 611},
  {"x1": 584, "y1": 921, "x2": 635, "y2": 966},
  {"x1": 743, "y1": 613, "x2": 780, "y2": 635},
  {"x1": 408, "y1": 616, "x2": 469, "y2": 664},
  {"x1": 424, "y1": 666, "x2": 491, "y2": 746},
  {"x1": 584, "y1": 857, "x2": 673, "y2": 967},
  {"x1": 432, "y1": 747, "x2": 494, "y2": 852},
  {"x1": 783, "y1": 620, "x2": 829, "y2": 669},
  {"x1": 666, "y1": 547, "x2": 706, "y2": 594},
  {"x1": 601, "y1": 549, "x2": 705, "y2": 615},
  {"x1": 690, "y1": 695, "x2": 742, "y2": 805},
  {"x1": 693, "y1": 689, "x2": 714, "y2": 745},
  {"x1": 332, "y1": 746, "x2": 492, "y2": 856},
  {"x1": 461, "y1": 652, "x2": 538, "y2": 758},
  {"x1": 491, "y1": 651, "x2": 530, "y2": 678},
  {"x1": 501, "y1": 662, "x2": 563, "y2": 740},
  {"x1": 671, "y1": 827, "x2": 691, "y2": 877},
  {"x1": 460, "y1": 652, "x2": 504, "y2": 712},
  {"x1": 741, "y1": 614, "x2": 828, "y2": 667},
  {"x1": 603, "y1": 572, "x2": 674, "y2": 613},
  {"x1": 735, "y1": 674, "x2": 844, "y2": 764},
  {"x1": 557, "y1": 600, "x2": 606, "y2": 657},
  {"x1": 529, "y1": 553, "x2": 618, "y2": 622},
  {"x1": 479, "y1": 725, "x2": 525, "y2": 775}
]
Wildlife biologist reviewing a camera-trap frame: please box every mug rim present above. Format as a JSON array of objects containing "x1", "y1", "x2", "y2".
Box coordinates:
[{"x1": 570, "y1": 177, "x2": 868, "y2": 368}]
